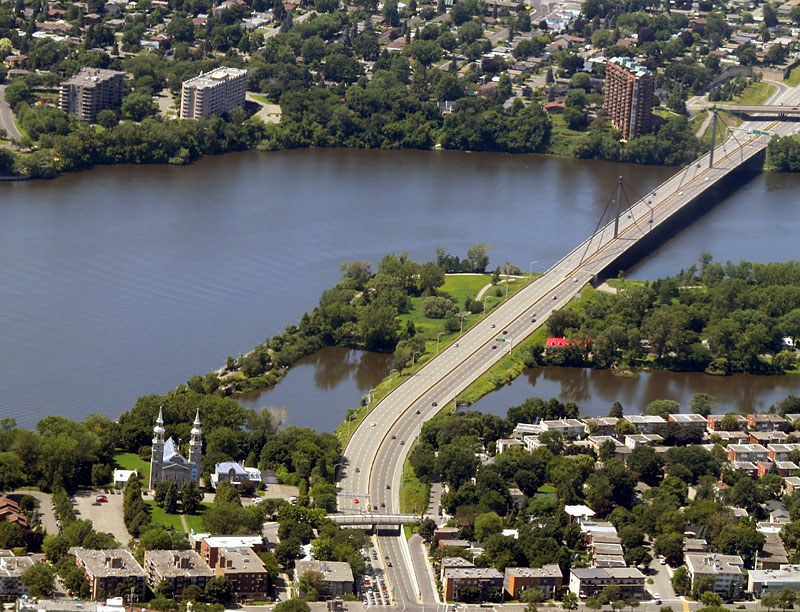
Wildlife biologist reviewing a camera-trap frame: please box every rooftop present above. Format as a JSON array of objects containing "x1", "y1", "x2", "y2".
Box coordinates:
[
  {"x1": 445, "y1": 567, "x2": 503, "y2": 579},
  {"x1": 295, "y1": 559, "x2": 354, "y2": 583},
  {"x1": 72, "y1": 548, "x2": 147, "y2": 578},
  {"x1": 685, "y1": 553, "x2": 744, "y2": 575},
  {"x1": 506, "y1": 565, "x2": 562, "y2": 578},
  {"x1": 202, "y1": 535, "x2": 263, "y2": 548},
  {"x1": 217, "y1": 547, "x2": 268, "y2": 574},
  {"x1": 144, "y1": 550, "x2": 214, "y2": 578}
]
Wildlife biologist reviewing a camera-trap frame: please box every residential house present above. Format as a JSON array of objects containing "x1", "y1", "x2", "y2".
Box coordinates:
[
  {"x1": 749, "y1": 431, "x2": 788, "y2": 445},
  {"x1": 727, "y1": 444, "x2": 769, "y2": 463},
  {"x1": 440, "y1": 557, "x2": 475, "y2": 583},
  {"x1": 113, "y1": 469, "x2": 137, "y2": 489},
  {"x1": 0, "y1": 495, "x2": 27, "y2": 528},
  {"x1": 72, "y1": 548, "x2": 147, "y2": 601},
  {"x1": 684, "y1": 553, "x2": 744, "y2": 597},
  {"x1": 623, "y1": 415, "x2": 666, "y2": 434},
  {"x1": 583, "y1": 417, "x2": 618, "y2": 436},
  {"x1": 707, "y1": 414, "x2": 747, "y2": 431},
  {"x1": 747, "y1": 414, "x2": 788, "y2": 431},
  {"x1": 712, "y1": 431, "x2": 750, "y2": 445},
  {"x1": 144, "y1": 550, "x2": 214, "y2": 600},
  {"x1": 540, "y1": 419, "x2": 585, "y2": 439},
  {"x1": 624, "y1": 434, "x2": 663, "y2": 449},
  {"x1": 508, "y1": 488, "x2": 526, "y2": 509},
  {"x1": 756, "y1": 533, "x2": 790, "y2": 570},
  {"x1": 668, "y1": 414, "x2": 708, "y2": 431},
  {"x1": 295, "y1": 559, "x2": 353, "y2": 599},
  {"x1": 433, "y1": 527, "x2": 460, "y2": 546},
  {"x1": 496, "y1": 439, "x2": 524, "y2": 454},
  {"x1": 503, "y1": 565, "x2": 563, "y2": 599},
  {"x1": 783, "y1": 476, "x2": 800, "y2": 494},
  {"x1": 210, "y1": 461, "x2": 263, "y2": 490},
  {"x1": 767, "y1": 443, "x2": 800, "y2": 462}
]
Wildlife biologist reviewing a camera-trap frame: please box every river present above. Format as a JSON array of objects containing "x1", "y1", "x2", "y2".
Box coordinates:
[{"x1": 2, "y1": 148, "x2": 800, "y2": 429}]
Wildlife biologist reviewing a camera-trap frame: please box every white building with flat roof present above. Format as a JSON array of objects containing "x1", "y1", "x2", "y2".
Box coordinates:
[
  {"x1": 749, "y1": 565, "x2": 800, "y2": 597},
  {"x1": 180, "y1": 67, "x2": 247, "y2": 119},
  {"x1": 685, "y1": 553, "x2": 744, "y2": 597}
]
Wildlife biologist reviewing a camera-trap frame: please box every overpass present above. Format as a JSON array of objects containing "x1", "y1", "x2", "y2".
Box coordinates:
[
  {"x1": 331, "y1": 513, "x2": 419, "y2": 526},
  {"x1": 711, "y1": 103, "x2": 800, "y2": 116},
  {"x1": 338, "y1": 91, "x2": 799, "y2": 608}
]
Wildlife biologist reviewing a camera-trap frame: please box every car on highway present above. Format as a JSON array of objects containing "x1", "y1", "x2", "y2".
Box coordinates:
[
  {"x1": 387, "y1": 562, "x2": 392, "y2": 567},
  {"x1": 386, "y1": 484, "x2": 391, "y2": 489},
  {"x1": 552, "y1": 295, "x2": 557, "y2": 300},
  {"x1": 391, "y1": 434, "x2": 396, "y2": 439},
  {"x1": 490, "y1": 323, "x2": 496, "y2": 328},
  {"x1": 400, "y1": 440, "x2": 405, "y2": 445},
  {"x1": 432, "y1": 400, "x2": 437, "y2": 406},
  {"x1": 502, "y1": 330, "x2": 508, "y2": 334},
  {"x1": 415, "y1": 409, "x2": 420, "y2": 414},
  {"x1": 573, "y1": 277, "x2": 578, "y2": 282},
  {"x1": 354, "y1": 498, "x2": 359, "y2": 503},
  {"x1": 453, "y1": 343, "x2": 459, "y2": 347},
  {"x1": 492, "y1": 345, "x2": 497, "y2": 349},
  {"x1": 370, "y1": 422, "x2": 376, "y2": 427},
  {"x1": 355, "y1": 467, "x2": 360, "y2": 473},
  {"x1": 380, "y1": 502, "x2": 385, "y2": 507}
]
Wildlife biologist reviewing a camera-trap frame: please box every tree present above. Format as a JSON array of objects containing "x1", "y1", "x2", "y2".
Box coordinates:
[
  {"x1": 646, "y1": 399, "x2": 679, "y2": 419},
  {"x1": 204, "y1": 576, "x2": 232, "y2": 603},
  {"x1": 562, "y1": 591, "x2": 579, "y2": 610},
  {"x1": 121, "y1": 92, "x2": 156, "y2": 121},
  {"x1": 777, "y1": 587, "x2": 796, "y2": 611},
  {"x1": 466, "y1": 244, "x2": 490, "y2": 273},
  {"x1": 689, "y1": 393, "x2": 716, "y2": 416},
  {"x1": 762, "y1": 593, "x2": 781, "y2": 612},
  {"x1": 0, "y1": 452, "x2": 26, "y2": 490},
  {"x1": 700, "y1": 592, "x2": 722, "y2": 607},
  {"x1": 297, "y1": 570, "x2": 323, "y2": 600},
  {"x1": 181, "y1": 483, "x2": 203, "y2": 514},
  {"x1": 474, "y1": 512, "x2": 503, "y2": 541},
  {"x1": 274, "y1": 601, "x2": 310, "y2": 612},
  {"x1": 154, "y1": 481, "x2": 180, "y2": 514},
  {"x1": 21, "y1": 562, "x2": 55, "y2": 597},
  {"x1": 671, "y1": 566, "x2": 690, "y2": 596},
  {"x1": 655, "y1": 532, "x2": 683, "y2": 566},
  {"x1": 418, "y1": 261, "x2": 446, "y2": 295}
]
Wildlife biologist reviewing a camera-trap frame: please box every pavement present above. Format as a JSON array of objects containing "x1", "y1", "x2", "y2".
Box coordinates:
[
  {"x1": 73, "y1": 488, "x2": 130, "y2": 546},
  {"x1": 7, "y1": 490, "x2": 56, "y2": 535},
  {"x1": 0, "y1": 83, "x2": 22, "y2": 144},
  {"x1": 154, "y1": 90, "x2": 175, "y2": 118},
  {"x1": 246, "y1": 92, "x2": 282, "y2": 123}
]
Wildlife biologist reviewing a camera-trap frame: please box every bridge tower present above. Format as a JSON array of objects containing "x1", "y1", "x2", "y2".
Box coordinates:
[
  {"x1": 613, "y1": 176, "x2": 623, "y2": 239},
  {"x1": 709, "y1": 110, "x2": 718, "y2": 168}
]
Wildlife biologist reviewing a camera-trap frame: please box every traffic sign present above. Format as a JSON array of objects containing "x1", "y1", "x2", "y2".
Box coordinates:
[{"x1": 496, "y1": 338, "x2": 505, "y2": 342}]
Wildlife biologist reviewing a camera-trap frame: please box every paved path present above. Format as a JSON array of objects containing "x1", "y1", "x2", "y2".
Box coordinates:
[
  {"x1": 0, "y1": 84, "x2": 22, "y2": 144},
  {"x1": 595, "y1": 282, "x2": 617, "y2": 294},
  {"x1": 246, "y1": 92, "x2": 282, "y2": 123},
  {"x1": 8, "y1": 490, "x2": 56, "y2": 535}
]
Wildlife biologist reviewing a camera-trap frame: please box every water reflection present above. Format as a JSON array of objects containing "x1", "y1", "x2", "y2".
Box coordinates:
[
  {"x1": 237, "y1": 347, "x2": 392, "y2": 431},
  {"x1": 471, "y1": 366, "x2": 800, "y2": 417}
]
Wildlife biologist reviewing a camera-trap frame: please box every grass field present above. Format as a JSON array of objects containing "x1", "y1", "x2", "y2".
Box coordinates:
[
  {"x1": 718, "y1": 81, "x2": 775, "y2": 106},
  {"x1": 184, "y1": 503, "x2": 211, "y2": 532},
  {"x1": 548, "y1": 114, "x2": 586, "y2": 156},
  {"x1": 249, "y1": 93, "x2": 271, "y2": 104},
  {"x1": 146, "y1": 500, "x2": 184, "y2": 531},
  {"x1": 399, "y1": 459, "x2": 430, "y2": 515},
  {"x1": 114, "y1": 452, "x2": 150, "y2": 488},
  {"x1": 786, "y1": 66, "x2": 800, "y2": 87}
]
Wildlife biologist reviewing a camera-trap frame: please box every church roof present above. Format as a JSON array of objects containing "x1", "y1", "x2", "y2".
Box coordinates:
[
  {"x1": 163, "y1": 437, "x2": 187, "y2": 463},
  {"x1": 216, "y1": 461, "x2": 248, "y2": 476}
]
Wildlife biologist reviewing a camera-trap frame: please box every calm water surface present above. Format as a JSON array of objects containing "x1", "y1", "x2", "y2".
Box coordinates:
[{"x1": 2, "y1": 149, "x2": 800, "y2": 429}]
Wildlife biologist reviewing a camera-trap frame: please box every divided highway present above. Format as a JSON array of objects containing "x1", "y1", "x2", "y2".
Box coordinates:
[{"x1": 338, "y1": 84, "x2": 800, "y2": 606}]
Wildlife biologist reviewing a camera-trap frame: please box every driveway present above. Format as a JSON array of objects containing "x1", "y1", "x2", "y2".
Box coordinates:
[
  {"x1": 8, "y1": 490, "x2": 56, "y2": 535},
  {"x1": 73, "y1": 488, "x2": 130, "y2": 546},
  {"x1": 246, "y1": 92, "x2": 282, "y2": 123},
  {"x1": 647, "y1": 556, "x2": 677, "y2": 601},
  {"x1": 0, "y1": 83, "x2": 22, "y2": 144}
]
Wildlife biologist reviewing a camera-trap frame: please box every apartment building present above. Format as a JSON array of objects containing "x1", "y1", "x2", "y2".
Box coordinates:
[
  {"x1": 0, "y1": 556, "x2": 34, "y2": 601},
  {"x1": 443, "y1": 567, "x2": 503, "y2": 601},
  {"x1": 199, "y1": 535, "x2": 264, "y2": 568},
  {"x1": 59, "y1": 68, "x2": 125, "y2": 122},
  {"x1": 540, "y1": 419, "x2": 585, "y2": 439},
  {"x1": 568, "y1": 568, "x2": 646, "y2": 599},
  {"x1": 214, "y1": 547, "x2": 269, "y2": 599},
  {"x1": 747, "y1": 414, "x2": 788, "y2": 431},
  {"x1": 583, "y1": 417, "x2": 618, "y2": 436},
  {"x1": 440, "y1": 557, "x2": 475, "y2": 584},
  {"x1": 767, "y1": 443, "x2": 800, "y2": 462},
  {"x1": 685, "y1": 553, "x2": 744, "y2": 597},
  {"x1": 143, "y1": 550, "x2": 214, "y2": 599},
  {"x1": 496, "y1": 439, "x2": 524, "y2": 454},
  {"x1": 749, "y1": 565, "x2": 800, "y2": 597},
  {"x1": 503, "y1": 565, "x2": 563, "y2": 599},
  {"x1": 623, "y1": 415, "x2": 666, "y2": 434},
  {"x1": 749, "y1": 431, "x2": 788, "y2": 445},
  {"x1": 668, "y1": 414, "x2": 708, "y2": 430},
  {"x1": 707, "y1": 414, "x2": 747, "y2": 431},
  {"x1": 727, "y1": 444, "x2": 769, "y2": 463},
  {"x1": 603, "y1": 57, "x2": 654, "y2": 140},
  {"x1": 712, "y1": 431, "x2": 750, "y2": 445},
  {"x1": 294, "y1": 560, "x2": 354, "y2": 599},
  {"x1": 72, "y1": 548, "x2": 147, "y2": 601},
  {"x1": 180, "y1": 67, "x2": 247, "y2": 119},
  {"x1": 624, "y1": 433, "x2": 663, "y2": 449}
]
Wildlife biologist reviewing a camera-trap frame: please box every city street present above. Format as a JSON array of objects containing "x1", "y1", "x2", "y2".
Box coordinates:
[{"x1": 0, "y1": 83, "x2": 22, "y2": 144}]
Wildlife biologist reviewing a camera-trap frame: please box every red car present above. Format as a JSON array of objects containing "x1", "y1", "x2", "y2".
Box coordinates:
[
  {"x1": 96, "y1": 495, "x2": 108, "y2": 503},
  {"x1": 354, "y1": 498, "x2": 359, "y2": 504}
]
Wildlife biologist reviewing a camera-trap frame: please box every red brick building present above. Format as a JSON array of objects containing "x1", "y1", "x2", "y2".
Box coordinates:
[{"x1": 603, "y1": 57, "x2": 654, "y2": 140}]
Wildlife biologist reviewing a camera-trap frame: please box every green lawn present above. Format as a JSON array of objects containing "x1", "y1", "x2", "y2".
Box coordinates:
[
  {"x1": 146, "y1": 500, "x2": 184, "y2": 531},
  {"x1": 184, "y1": 503, "x2": 211, "y2": 533},
  {"x1": 399, "y1": 458, "x2": 430, "y2": 515},
  {"x1": 718, "y1": 81, "x2": 775, "y2": 106},
  {"x1": 548, "y1": 113, "x2": 587, "y2": 156},
  {"x1": 249, "y1": 93, "x2": 271, "y2": 104},
  {"x1": 786, "y1": 65, "x2": 800, "y2": 87},
  {"x1": 114, "y1": 452, "x2": 150, "y2": 488}
]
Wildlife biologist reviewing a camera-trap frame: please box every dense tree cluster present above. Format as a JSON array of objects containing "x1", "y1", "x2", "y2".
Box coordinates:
[{"x1": 527, "y1": 257, "x2": 800, "y2": 374}]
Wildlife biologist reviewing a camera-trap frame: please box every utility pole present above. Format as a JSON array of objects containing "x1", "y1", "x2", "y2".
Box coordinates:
[
  {"x1": 709, "y1": 110, "x2": 718, "y2": 168},
  {"x1": 613, "y1": 176, "x2": 623, "y2": 239}
]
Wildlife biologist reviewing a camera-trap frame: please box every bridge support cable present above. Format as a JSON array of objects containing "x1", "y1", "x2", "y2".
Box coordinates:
[
  {"x1": 613, "y1": 176, "x2": 623, "y2": 239},
  {"x1": 620, "y1": 183, "x2": 655, "y2": 237},
  {"x1": 579, "y1": 180, "x2": 621, "y2": 266},
  {"x1": 709, "y1": 110, "x2": 718, "y2": 168}
]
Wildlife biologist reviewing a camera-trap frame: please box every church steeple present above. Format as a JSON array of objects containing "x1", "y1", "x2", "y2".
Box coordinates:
[
  {"x1": 150, "y1": 407, "x2": 165, "y2": 491},
  {"x1": 189, "y1": 409, "x2": 202, "y2": 486}
]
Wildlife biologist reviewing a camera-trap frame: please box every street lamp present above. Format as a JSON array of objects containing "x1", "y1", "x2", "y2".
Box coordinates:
[
  {"x1": 459, "y1": 311, "x2": 469, "y2": 334},
  {"x1": 436, "y1": 332, "x2": 445, "y2": 354},
  {"x1": 529, "y1": 259, "x2": 539, "y2": 281},
  {"x1": 413, "y1": 351, "x2": 421, "y2": 366}
]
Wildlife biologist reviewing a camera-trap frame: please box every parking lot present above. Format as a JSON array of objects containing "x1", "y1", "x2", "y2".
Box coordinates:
[
  {"x1": 358, "y1": 542, "x2": 390, "y2": 606},
  {"x1": 72, "y1": 488, "x2": 129, "y2": 546}
]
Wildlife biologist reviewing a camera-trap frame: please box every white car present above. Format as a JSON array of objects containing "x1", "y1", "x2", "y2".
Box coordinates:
[{"x1": 370, "y1": 422, "x2": 376, "y2": 427}]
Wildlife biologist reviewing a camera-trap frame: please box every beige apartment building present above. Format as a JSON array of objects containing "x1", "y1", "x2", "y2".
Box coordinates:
[
  {"x1": 180, "y1": 68, "x2": 247, "y2": 119},
  {"x1": 59, "y1": 68, "x2": 126, "y2": 122}
]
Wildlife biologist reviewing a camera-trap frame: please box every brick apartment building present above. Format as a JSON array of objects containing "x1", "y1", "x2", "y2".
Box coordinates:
[{"x1": 603, "y1": 57, "x2": 654, "y2": 140}]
